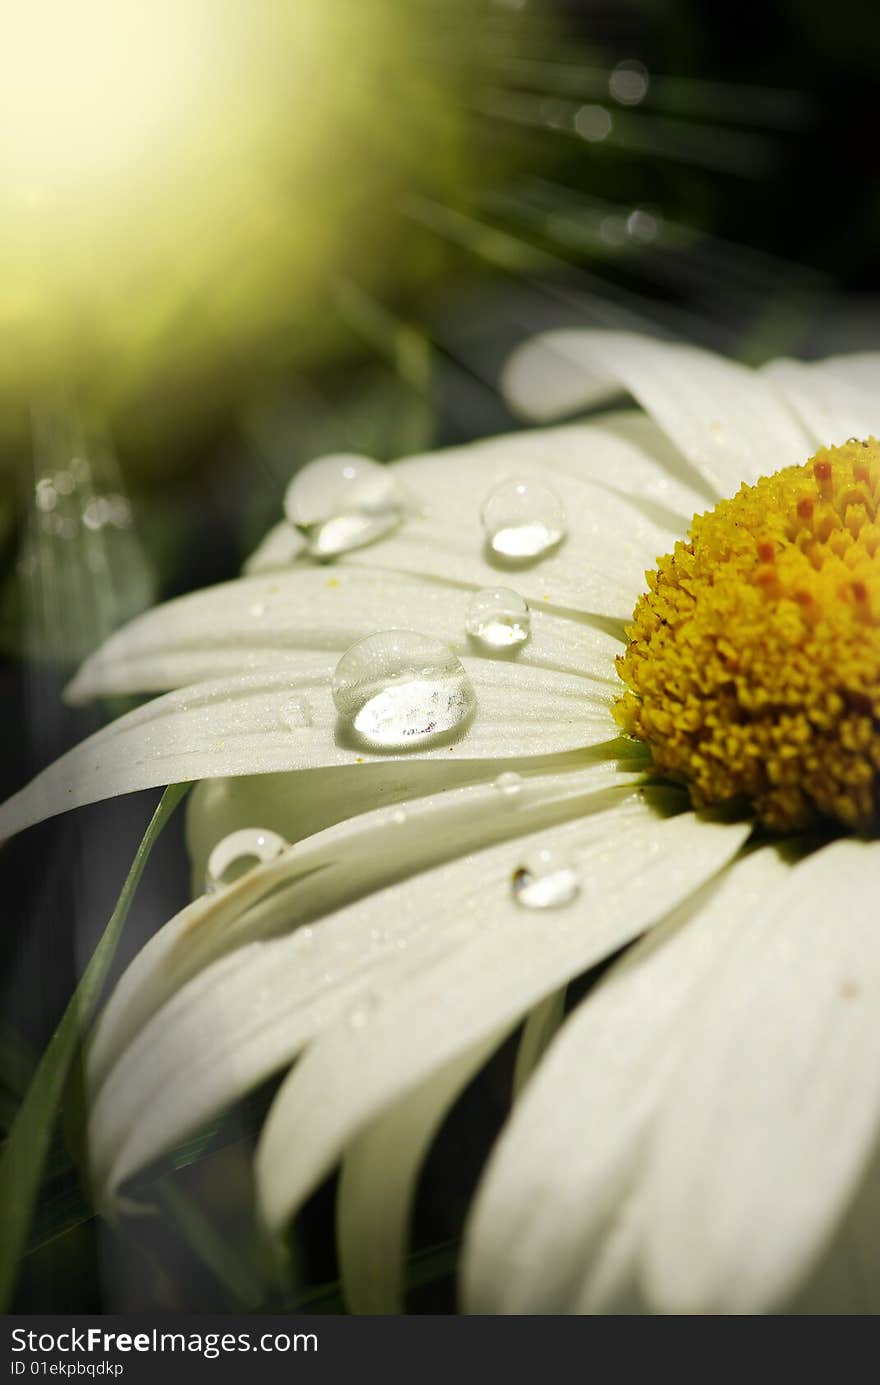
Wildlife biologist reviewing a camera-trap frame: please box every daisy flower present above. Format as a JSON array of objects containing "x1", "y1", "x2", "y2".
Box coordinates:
[{"x1": 3, "y1": 331, "x2": 880, "y2": 1315}]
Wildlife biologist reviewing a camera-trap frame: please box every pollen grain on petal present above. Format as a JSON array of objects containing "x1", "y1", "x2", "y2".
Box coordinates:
[{"x1": 615, "y1": 438, "x2": 880, "y2": 833}]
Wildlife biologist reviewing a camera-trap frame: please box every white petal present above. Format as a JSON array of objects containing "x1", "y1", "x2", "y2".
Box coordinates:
[
  {"x1": 66, "y1": 566, "x2": 623, "y2": 702},
  {"x1": 88, "y1": 775, "x2": 659, "y2": 1200},
  {"x1": 337, "y1": 1035, "x2": 502, "y2": 1315},
  {"x1": 818, "y1": 351, "x2": 880, "y2": 399},
  {"x1": 540, "y1": 411, "x2": 713, "y2": 520},
  {"x1": 502, "y1": 330, "x2": 811, "y2": 497},
  {"x1": 183, "y1": 749, "x2": 643, "y2": 892},
  {"x1": 89, "y1": 791, "x2": 747, "y2": 1210},
  {"x1": 244, "y1": 414, "x2": 695, "y2": 620},
  {"x1": 0, "y1": 660, "x2": 619, "y2": 841},
  {"x1": 91, "y1": 756, "x2": 645, "y2": 1090},
  {"x1": 254, "y1": 804, "x2": 750, "y2": 1235},
  {"x1": 242, "y1": 520, "x2": 307, "y2": 574},
  {"x1": 787, "y1": 1140, "x2": 880, "y2": 1314},
  {"x1": 511, "y1": 988, "x2": 567, "y2": 1100},
  {"x1": 386, "y1": 411, "x2": 710, "y2": 521},
  {"x1": 763, "y1": 357, "x2": 880, "y2": 447},
  {"x1": 643, "y1": 837, "x2": 880, "y2": 1315},
  {"x1": 462, "y1": 844, "x2": 789, "y2": 1314},
  {"x1": 335, "y1": 468, "x2": 677, "y2": 623}
]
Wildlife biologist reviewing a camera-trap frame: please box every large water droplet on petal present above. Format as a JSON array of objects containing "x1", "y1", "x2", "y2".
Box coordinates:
[
  {"x1": 284, "y1": 453, "x2": 407, "y2": 557},
  {"x1": 332, "y1": 629, "x2": 476, "y2": 750},
  {"x1": 205, "y1": 827, "x2": 288, "y2": 893},
  {"x1": 466, "y1": 586, "x2": 531, "y2": 651},
  {"x1": 512, "y1": 847, "x2": 580, "y2": 910},
  {"x1": 482, "y1": 478, "x2": 567, "y2": 561}
]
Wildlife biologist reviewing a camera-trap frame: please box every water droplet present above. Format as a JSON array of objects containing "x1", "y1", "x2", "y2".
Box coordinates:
[
  {"x1": 390, "y1": 807, "x2": 408, "y2": 825},
  {"x1": 281, "y1": 696, "x2": 312, "y2": 731},
  {"x1": 205, "y1": 827, "x2": 288, "y2": 893},
  {"x1": 347, "y1": 992, "x2": 381, "y2": 1030},
  {"x1": 249, "y1": 600, "x2": 267, "y2": 618},
  {"x1": 482, "y1": 479, "x2": 566, "y2": 562},
  {"x1": 284, "y1": 453, "x2": 407, "y2": 558},
  {"x1": 332, "y1": 630, "x2": 476, "y2": 749},
  {"x1": 466, "y1": 587, "x2": 531, "y2": 651},
  {"x1": 512, "y1": 847, "x2": 580, "y2": 910},
  {"x1": 494, "y1": 770, "x2": 523, "y2": 799}
]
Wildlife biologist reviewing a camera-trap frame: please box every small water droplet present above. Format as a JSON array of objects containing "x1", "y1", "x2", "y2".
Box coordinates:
[
  {"x1": 347, "y1": 992, "x2": 381, "y2": 1030},
  {"x1": 466, "y1": 586, "x2": 531, "y2": 651},
  {"x1": 512, "y1": 847, "x2": 580, "y2": 910},
  {"x1": 494, "y1": 770, "x2": 523, "y2": 799},
  {"x1": 249, "y1": 601, "x2": 267, "y2": 618},
  {"x1": 482, "y1": 479, "x2": 566, "y2": 562},
  {"x1": 205, "y1": 827, "x2": 288, "y2": 893},
  {"x1": 281, "y1": 696, "x2": 312, "y2": 731},
  {"x1": 284, "y1": 453, "x2": 407, "y2": 557},
  {"x1": 332, "y1": 630, "x2": 476, "y2": 749},
  {"x1": 390, "y1": 807, "x2": 408, "y2": 825}
]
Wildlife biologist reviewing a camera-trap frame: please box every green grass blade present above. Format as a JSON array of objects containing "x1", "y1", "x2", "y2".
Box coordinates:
[
  {"x1": 0, "y1": 1022, "x2": 36, "y2": 1097},
  {"x1": 0, "y1": 782, "x2": 190, "y2": 1310}
]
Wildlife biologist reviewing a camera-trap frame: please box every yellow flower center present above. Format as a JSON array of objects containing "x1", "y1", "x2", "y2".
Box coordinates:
[{"x1": 614, "y1": 439, "x2": 880, "y2": 833}]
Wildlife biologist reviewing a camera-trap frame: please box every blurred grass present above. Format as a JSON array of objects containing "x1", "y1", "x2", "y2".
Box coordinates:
[{"x1": 0, "y1": 784, "x2": 189, "y2": 1310}]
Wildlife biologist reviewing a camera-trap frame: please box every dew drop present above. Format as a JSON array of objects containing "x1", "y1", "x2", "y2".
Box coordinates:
[
  {"x1": 512, "y1": 847, "x2": 580, "y2": 910},
  {"x1": 281, "y1": 696, "x2": 312, "y2": 731},
  {"x1": 284, "y1": 453, "x2": 407, "y2": 557},
  {"x1": 390, "y1": 807, "x2": 408, "y2": 825},
  {"x1": 494, "y1": 770, "x2": 523, "y2": 799},
  {"x1": 332, "y1": 629, "x2": 476, "y2": 749},
  {"x1": 466, "y1": 586, "x2": 531, "y2": 651},
  {"x1": 482, "y1": 479, "x2": 566, "y2": 561},
  {"x1": 205, "y1": 827, "x2": 288, "y2": 893},
  {"x1": 347, "y1": 992, "x2": 381, "y2": 1030}
]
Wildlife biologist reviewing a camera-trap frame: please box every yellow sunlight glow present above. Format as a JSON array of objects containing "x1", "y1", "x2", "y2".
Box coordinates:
[
  {"x1": 0, "y1": 0, "x2": 465, "y2": 464},
  {"x1": 0, "y1": 0, "x2": 207, "y2": 188}
]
